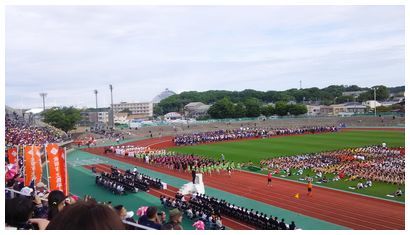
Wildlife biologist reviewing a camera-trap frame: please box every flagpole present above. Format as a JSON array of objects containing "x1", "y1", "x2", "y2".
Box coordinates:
[
  {"x1": 22, "y1": 145, "x2": 25, "y2": 185},
  {"x1": 44, "y1": 144, "x2": 50, "y2": 189},
  {"x1": 64, "y1": 147, "x2": 68, "y2": 195},
  {"x1": 16, "y1": 145, "x2": 20, "y2": 172},
  {"x1": 32, "y1": 145, "x2": 35, "y2": 184}
]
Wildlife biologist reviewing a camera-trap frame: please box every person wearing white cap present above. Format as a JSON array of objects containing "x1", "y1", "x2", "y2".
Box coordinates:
[
  {"x1": 35, "y1": 182, "x2": 48, "y2": 198},
  {"x1": 20, "y1": 187, "x2": 33, "y2": 196}
]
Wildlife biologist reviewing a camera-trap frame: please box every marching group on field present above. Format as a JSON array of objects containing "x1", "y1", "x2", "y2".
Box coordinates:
[
  {"x1": 260, "y1": 145, "x2": 405, "y2": 185},
  {"x1": 173, "y1": 126, "x2": 339, "y2": 146}
]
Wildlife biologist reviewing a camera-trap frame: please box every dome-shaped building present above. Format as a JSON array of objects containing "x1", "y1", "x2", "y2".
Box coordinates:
[{"x1": 152, "y1": 88, "x2": 176, "y2": 103}]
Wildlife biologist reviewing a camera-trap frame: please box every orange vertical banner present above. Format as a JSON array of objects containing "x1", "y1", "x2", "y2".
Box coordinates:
[
  {"x1": 24, "y1": 145, "x2": 35, "y2": 186},
  {"x1": 24, "y1": 145, "x2": 42, "y2": 186},
  {"x1": 46, "y1": 144, "x2": 64, "y2": 192},
  {"x1": 7, "y1": 147, "x2": 18, "y2": 164},
  {"x1": 59, "y1": 147, "x2": 68, "y2": 195},
  {"x1": 33, "y1": 145, "x2": 42, "y2": 185}
]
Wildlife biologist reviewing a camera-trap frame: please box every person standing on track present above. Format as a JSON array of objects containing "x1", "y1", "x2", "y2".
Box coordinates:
[
  {"x1": 307, "y1": 180, "x2": 313, "y2": 197},
  {"x1": 191, "y1": 168, "x2": 197, "y2": 184},
  {"x1": 267, "y1": 171, "x2": 272, "y2": 186},
  {"x1": 227, "y1": 166, "x2": 232, "y2": 177}
]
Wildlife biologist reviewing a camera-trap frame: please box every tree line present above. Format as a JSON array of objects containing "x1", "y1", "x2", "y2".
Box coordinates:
[
  {"x1": 207, "y1": 98, "x2": 307, "y2": 119},
  {"x1": 154, "y1": 85, "x2": 403, "y2": 116}
]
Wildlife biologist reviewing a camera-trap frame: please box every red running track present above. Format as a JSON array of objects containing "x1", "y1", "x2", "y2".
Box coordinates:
[
  {"x1": 83, "y1": 163, "x2": 254, "y2": 230},
  {"x1": 84, "y1": 136, "x2": 405, "y2": 230}
]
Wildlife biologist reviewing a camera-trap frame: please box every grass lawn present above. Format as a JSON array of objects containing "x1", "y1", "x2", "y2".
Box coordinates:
[
  {"x1": 168, "y1": 130, "x2": 404, "y2": 163},
  {"x1": 247, "y1": 167, "x2": 404, "y2": 203},
  {"x1": 168, "y1": 130, "x2": 405, "y2": 202}
]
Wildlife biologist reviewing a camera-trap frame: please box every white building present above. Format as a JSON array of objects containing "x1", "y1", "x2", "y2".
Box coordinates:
[
  {"x1": 306, "y1": 105, "x2": 321, "y2": 116},
  {"x1": 112, "y1": 102, "x2": 153, "y2": 117},
  {"x1": 114, "y1": 112, "x2": 128, "y2": 125},
  {"x1": 97, "y1": 111, "x2": 109, "y2": 123},
  {"x1": 363, "y1": 100, "x2": 382, "y2": 109},
  {"x1": 164, "y1": 112, "x2": 182, "y2": 121}
]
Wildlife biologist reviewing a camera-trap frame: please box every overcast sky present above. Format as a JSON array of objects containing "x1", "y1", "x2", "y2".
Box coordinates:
[{"x1": 6, "y1": 6, "x2": 404, "y2": 109}]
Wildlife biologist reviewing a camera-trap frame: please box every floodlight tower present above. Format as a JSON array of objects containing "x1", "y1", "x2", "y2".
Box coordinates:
[
  {"x1": 94, "y1": 89, "x2": 98, "y2": 109},
  {"x1": 39, "y1": 93, "x2": 47, "y2": 111},
  {"x1": 109, "y1": 84, "x2": 114, "y2": 129}
]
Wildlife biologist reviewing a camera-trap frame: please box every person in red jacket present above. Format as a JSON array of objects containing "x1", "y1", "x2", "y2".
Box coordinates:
[
  {"x1": 267, "y1": 172, "x2": 272, "y2": 186},
  {"x1": 307, "y1": 181, "x2": 313, "y2": 197}
]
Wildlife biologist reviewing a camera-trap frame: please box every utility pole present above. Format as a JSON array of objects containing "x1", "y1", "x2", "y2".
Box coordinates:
[
  {"x1": 109, "y1": 84, "x2": 114, "y2": 129},
  {"x1": 94, "y1": 90, "x2": 98, "y2": 109},
  {"x1": 39, "y1": 93, "x2": 47, "y2": 111},
  {"x1": 299, "y1": 80, "x2": 302, "y2": 90},
  {"x1": 374, "y1": 87, "x2": 377, "y2": 117}
]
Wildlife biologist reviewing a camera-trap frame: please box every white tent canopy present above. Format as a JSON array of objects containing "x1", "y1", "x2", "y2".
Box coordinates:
[{"x1": 25, "y1": 108, "x2": 43, "y2": 114}]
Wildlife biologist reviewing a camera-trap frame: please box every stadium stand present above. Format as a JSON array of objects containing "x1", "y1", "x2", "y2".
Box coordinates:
[
  {"x1": 5, "y1": 112, "x2": 70, "y2": 146},
  {"x1": 124, "y1": 115, "x2": 404, "y2": 139}
]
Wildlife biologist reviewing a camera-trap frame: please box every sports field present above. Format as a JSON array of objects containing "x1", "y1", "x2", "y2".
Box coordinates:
[
  {"x1": 168, "y1": 129, "x2": 405, "y2": 201},
  {"x1": 74, "y1": 132, "x2": 405, "y2": 230},
  {"x1": 168, "y1": 130, "x2": 404, "y2": 163}
]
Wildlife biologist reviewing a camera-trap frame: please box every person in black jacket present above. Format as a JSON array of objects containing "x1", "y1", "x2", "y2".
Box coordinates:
[
  {"x1": 278, "y1": 218, "x2": 287, "y2": 230},
  {"x1": 271, "y1": 217, "x2": 279, "y2": 230},
  {"x1": 191, "y1": 169, "x2": 196, "y2": 184},
  {"x1": 289, "y1": 221, "x2": 296, "y2": 230}
]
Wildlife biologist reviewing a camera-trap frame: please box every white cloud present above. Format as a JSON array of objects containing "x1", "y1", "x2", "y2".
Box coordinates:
[{"x1": 6, "y1": 6, "x2": 404, "y2": 108}]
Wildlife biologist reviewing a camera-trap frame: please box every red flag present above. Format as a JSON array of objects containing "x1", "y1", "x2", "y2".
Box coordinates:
[{"x1": 7, "y1": 147, "x2": 18, "y2": 164}]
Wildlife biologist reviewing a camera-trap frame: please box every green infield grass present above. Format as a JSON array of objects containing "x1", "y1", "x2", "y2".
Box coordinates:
[{"x1": 168, "y1": 130, "x2": 404, "y2": 163}]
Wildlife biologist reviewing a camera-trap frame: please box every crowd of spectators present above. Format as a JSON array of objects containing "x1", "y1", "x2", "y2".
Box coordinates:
[
  {"x1": 260, "y1": 146, "x2": 405, "y2": 184},
  {"x1": 6, "y1": 113, "x2": 70, "y2": 146},
  {"x1": 4, "y1": 162, "x2": 162, "y2": 230},
  {"x1": 5, "y1": 190, "x2": 127, "y2": 230},
  {"x1": 173, "y1": 126, "x2": 338, "y2": 146},
  {"x1": 91, "y1": 128, "x2": 126, "y2": 139}
]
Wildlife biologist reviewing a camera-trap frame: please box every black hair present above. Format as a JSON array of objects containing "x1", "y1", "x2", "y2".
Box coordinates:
[
  {"x1": 113, "y1": 205, "x2": 124, "y2": 212},
  {"x1": 5, "y1": 197, "x2": 35, "y2": 228},
  {"x1": 146, "y1": 206, "x2": 158, "y2": 219},
  {"x1": 47, "y1": 201, "x2": 125, "y2": 230},
  {"x1": 47, "y1": 190, "x2": 66, "y2": 220}
]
